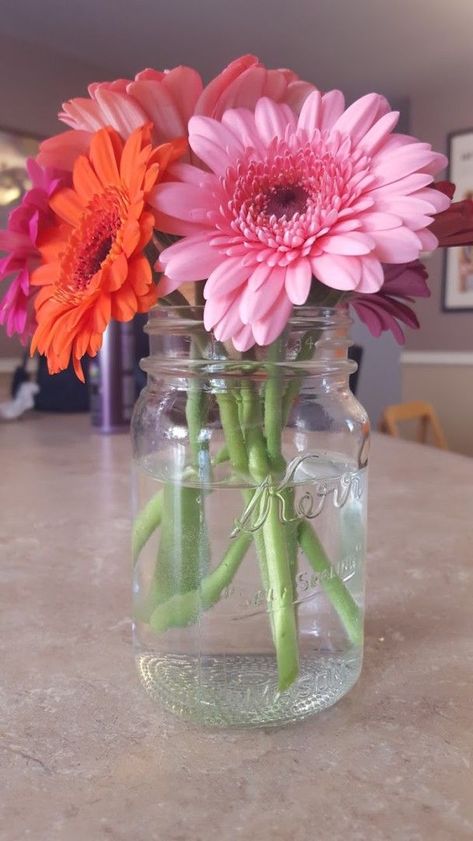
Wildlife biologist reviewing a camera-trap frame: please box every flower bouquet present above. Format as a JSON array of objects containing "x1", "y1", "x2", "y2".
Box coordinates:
[{"x1": 2, "y1": 55, "x2": 471, "y2": 725}]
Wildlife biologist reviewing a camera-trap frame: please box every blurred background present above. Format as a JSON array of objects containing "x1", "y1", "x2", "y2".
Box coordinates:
[{"x1": 0, "y1": 0, "x2": 472, "y2": 451}]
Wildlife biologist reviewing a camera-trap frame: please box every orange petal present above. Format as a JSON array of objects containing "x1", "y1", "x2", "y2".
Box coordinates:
[
  {"x1": 104, "y1": 252, "x2": 128, "y2": 291},
  {"x1": 92, "y1": 293, "x2": 111, "y2": 332},
  {"x1": 150, "y1": 137, "x2": 187, "y2": 170},
  {"x1": 73, "y1": 155, "x2": 103, "y2": 201},
  {"x1": 31, "y1": 261, "x2": 61, "y2": 287},
  {"x1": 136, "y1": 284, "x2": 158, "y2": 312},
  {"x1": 143, "y1": 162, "x2": 161, "y2": 194},
  {"x1": 110, "y1": 283, "x2": 138, "y2": 320},
  {"x1": 135, "y1": 212, "x2": 155, "y2": 252},
  {"x1": 127, "y1": 254, "x2": 152, "y2": 296},
  {"x1": 50, "y1": 187, "x2": 84, "y2": 226},
  {"x1": 90, "y1": 128, "x2": 122, "y2": 188},
  {"x1": 73, "y1": 355, "x2": 85, "y2": 382},
  {"x1": 120, "y1": 127, "x2": 145, "y2": 190}
]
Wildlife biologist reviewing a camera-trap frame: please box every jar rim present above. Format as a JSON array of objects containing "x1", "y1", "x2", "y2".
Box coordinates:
[{"x1": 145, "y1": 302, "x2": 352, "y2": 334}]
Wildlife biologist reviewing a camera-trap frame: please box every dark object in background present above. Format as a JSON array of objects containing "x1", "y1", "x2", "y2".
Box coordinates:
[
  {"x1": 90, "y1": 320, "x2": 136, "y2": 433},
  {"x1": 348, "y1": 344, "x2": 363, "y2": 396},
  {"x1": 11, "y1": 348, "x2": 31, "y2": 397},
  {"x1": 34, "y1": 355, "x2": 90, "y2": 412},
  {"x1": 133, "y1": 313, "x2": 149, "y2": 394}
]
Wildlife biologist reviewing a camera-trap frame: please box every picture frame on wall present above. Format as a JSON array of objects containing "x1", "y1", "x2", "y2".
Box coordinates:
[{"x1": 443, "y1": 129, "x2": 473, "y2": 312}]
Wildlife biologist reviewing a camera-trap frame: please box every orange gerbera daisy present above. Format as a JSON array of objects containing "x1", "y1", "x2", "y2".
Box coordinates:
[{"x1": 31, "y1": 124, "x2": 186, "y2": 380}]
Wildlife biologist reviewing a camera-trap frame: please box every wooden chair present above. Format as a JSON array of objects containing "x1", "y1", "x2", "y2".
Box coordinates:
[{"x1": 378, "y1": 400, "x2": 448, "y2": 450}]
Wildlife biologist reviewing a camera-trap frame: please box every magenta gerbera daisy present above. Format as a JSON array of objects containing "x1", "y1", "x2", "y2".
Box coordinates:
[{"x1": 152, "y1": 91, "x2": 449, "y2": 350}]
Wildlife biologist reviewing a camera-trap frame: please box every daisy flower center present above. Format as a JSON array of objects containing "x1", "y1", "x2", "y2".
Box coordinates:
[
  {"x1": 264, "y1": 184, "x2": 308, "y2": 220},
  {"x1": 225, "y1": 137, "x2": 369, "y2": 254},
  {"x1": 57, "y1": 188, "x2": 126, "y2": 303}
]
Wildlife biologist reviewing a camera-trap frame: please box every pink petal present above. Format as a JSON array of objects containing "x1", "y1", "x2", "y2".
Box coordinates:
[
  {"x1": 204, "y1": 257, "x2": 251, "y2": 297},
  {"x1": 414, "y1": 188, "x2": 451, "y2": 213},
  {"x1": 37, "y1": 130, "x2": 91, "y2": 171},
  {"x1": 166, "y1": 161, "x2": 216, "y2": 189},
  {"x1": 254, "y1": 98, "x2": 295, "y2": 145},
  {"x1": 59, "y1": 98, "x2": 105, "y2": 131},
  {"x1": 284, "y1": 81, "x2": 317, "y2": 114},
  {"x1": 152, "y1": 207, "x2": 209, "y2": 237},
  {"x1": 161, "y1": 66, "x2": 203, "y2": 125},
  {"x1": 204, "y1": 291, "x2": 238, "y2": 331},
  {"x1": 371, "y1": 145, "x2": 441, "y2": 187},
  {"x1": 311, "y1": 253, "x2": 361, "y2": 290},
  {"x1": 369, "y1": 228, "x2": 422, "y2": 262},
  {"x1": 320, "y1": 90, "x2": 345, "y2": 130},
  {"x1": 359, "y1": 111, "x2": 400, "y2": 155},
  {"x1": 216, "y1": 67, "x2": 267, "y2": 113},
  {"x1": 297, "y1": 91, "x2": 322, "y2": 134},
  {"x1": 415, "y1": 229, "x2": 438, "y2": 251},
  {"x1": 188, "y1": 123, "x2": 235, "y2": 175},
  {"x1": 247, "y1": 263, "x2": 273, "y2": 291},
  {"x1": 190, "y1": 115, "x2": 244, "y2": 156},
  {"x1": 160, "y1": 235, "x2": 222, "y2": 282},
  {"x1": 127, "y1": 80, "x2": 187, "y2": 139},
  {"x1": 152, "y1": 182, "x2": 217, "y2": 223},
  {"x1": 213, "y1": 302, "x2": 246, "y2": 343},
  {"x1": 369, "y1": 173, "x2": 434, "y2": 198},
  {"x1": 156, "y1": 273, "x2": 185, "y2": 296},
  {"x1": 321, "y1": 233, "x2": 374, "y2": 256},
  {"x1": 358, "y1": 211, "x2": 402, "y2": 231},
  {"x1": 194, "y1": 55, "x2": 260, "y2": 118},
  {"x1": 93, "y1": 89, "x2": 147, "y2": 136},
  {"x1": 356, "y1": 255, "x2": 384, "y2": 293},
  {"x1": 332, "y1": 94, "x2": 388, "y2": 145},
  {"x1": 221, "y1": 108, "x2": 266, "y2": 156},
  {"x1": 284, "y1": 259, "x2": 312, "y2": 305},
  {"x1": 233, "y1": 323, "x2": 255, "y2": 352},
  {"x1": 252, "y1": 290, "x2": 293, "y2": 346},
  {"x1": 239, "y1": 266, "x2": 285, "y2": 323}
]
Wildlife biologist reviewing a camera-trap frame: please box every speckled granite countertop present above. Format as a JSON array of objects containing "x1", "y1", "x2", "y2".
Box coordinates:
[{"x1": 1, "y1": 414, "x2": 472, "y2": 841}]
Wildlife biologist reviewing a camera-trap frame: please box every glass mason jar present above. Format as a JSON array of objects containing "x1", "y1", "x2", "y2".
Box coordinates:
[{"x1": 131, "y1": 304, "x2": 369, "y2": 727}]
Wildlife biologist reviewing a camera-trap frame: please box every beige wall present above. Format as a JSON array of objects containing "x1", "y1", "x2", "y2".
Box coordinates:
[
  {"x1": 409, "y1": 85, "x2": 473, "y2": 352},
  {"x1": 0, "y1": 35, "x2": 107, "y2": 364},
  {"x1": 402, "y1": 359, "x2": 473, "y2": 456},
  {"x1": 400, "y1": 88, "x2": 473, "y2": 456}
]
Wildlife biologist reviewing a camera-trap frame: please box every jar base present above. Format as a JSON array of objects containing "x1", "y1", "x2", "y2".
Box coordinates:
[{"x1": 135, "y1": 649, "x2": 362, "y2": 728}]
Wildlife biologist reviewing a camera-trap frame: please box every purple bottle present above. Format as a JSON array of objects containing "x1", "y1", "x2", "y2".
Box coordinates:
[{"x1": 89, "y1": 321, "x2": 135, "y2": 433}]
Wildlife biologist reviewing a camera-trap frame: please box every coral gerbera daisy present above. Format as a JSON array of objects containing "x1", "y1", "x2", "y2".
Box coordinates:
[
  {"x1": 152, "y1": 92, "x2": 450, "y2": 350},
  {"x1": 31, "y1": 124, "x2": 186, "y2": 379}
]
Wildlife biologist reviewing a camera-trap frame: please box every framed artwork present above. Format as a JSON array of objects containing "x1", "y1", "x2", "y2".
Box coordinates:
[
  {"x1": 0, "y1": 126, "x2": 40, "y2": 231},
  {"x1": 443, "y1": 129, "x2": 473, "y2": 311}
]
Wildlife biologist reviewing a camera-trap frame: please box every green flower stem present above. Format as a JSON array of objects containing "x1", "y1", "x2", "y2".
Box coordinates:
[
  {"x1": 132, "y1": 445, "x2": 231, "y2": 565},
  {"x1": 216, "y1": 388, "x2": 268, "y2": 576},
  {"x1": 153, "y1": 482, "x2": 210, "y2": 605},
  {"x1": 213, "y1": 444, "x2": 229, "y2": 465},
  {"x1": 264, "y1": 339, "x2": 285, "y2": 473},
  {"x1": 262, "y1": 495, "x2": 300, "y2": 690},
  {"x1": 262, "y1": 340, "x2": 299, "y2": 585},
  {"x1": 239, "y1": 380, "x2": 299, "y2": 691},
  {"x1": 149, "y1": 347, "x2": 211, "y2": 614},
  {"x1": 186, "y1": 343, "x2": 210, "y2": 474},
  {"x1": 298, "y1": 520, "x2": 362, "y2": 647},
  {"x1": 281, "y1": 329, "x2": 320, "y2": 425},
  {"x1": 216, "y1": 390, "x2": 251, "y2": 477},
  {"x1": 149, "y1": 531, "x2": 252, "y2": 632},
  {"x1": 132, "y1": 491, "x2": 163, "y2": 564}
]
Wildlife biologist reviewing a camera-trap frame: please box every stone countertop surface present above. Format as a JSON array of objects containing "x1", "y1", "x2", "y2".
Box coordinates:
[{"x1": 1, "y1": 413, "x2": 472, "y2": 841}]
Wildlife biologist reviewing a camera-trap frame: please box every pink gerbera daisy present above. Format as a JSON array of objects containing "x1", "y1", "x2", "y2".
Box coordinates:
[
  {"x1": 153, "y1": 91, "x2": 450, "y2": 350},
  {"x1": 0, "y1": 159, "x2": 64, "y2": 341}
]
